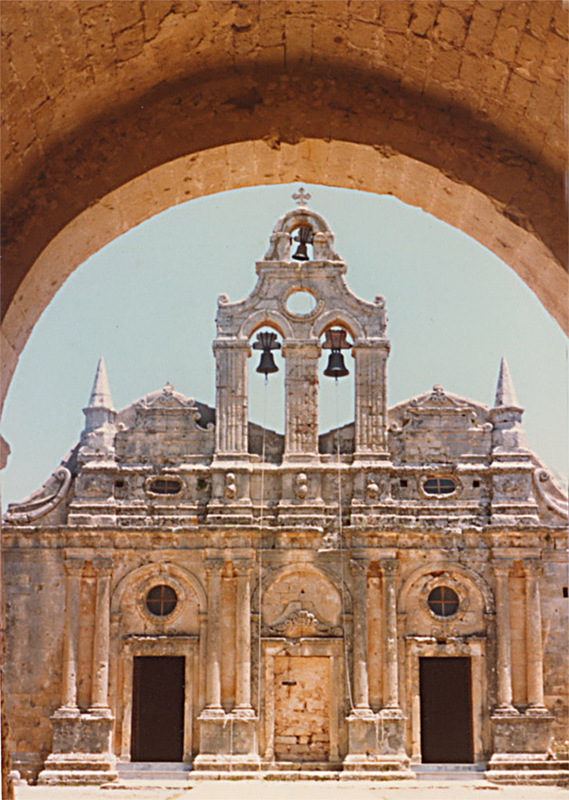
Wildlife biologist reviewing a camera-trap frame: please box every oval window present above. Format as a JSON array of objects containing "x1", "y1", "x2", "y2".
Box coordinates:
[
  {"x1": 146, "y1": 585, "x2": 178, "y2": 617},
  {"x1": 148, "y1": 477, "x2": 182, "y2": 495},
  {"x1": 423, "y1": 476, "x2": 457, "y2": 495},
  {"x1": 428, "y1": 586, "x2": 459, "y2": 617},
  {"x1": 286, "y1": 290, "x2": 317, "y2": 316}
]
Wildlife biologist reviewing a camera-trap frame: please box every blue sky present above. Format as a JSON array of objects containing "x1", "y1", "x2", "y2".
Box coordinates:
[{"x1": 2, "y1": 184, "x2": 567, "y2": 508}]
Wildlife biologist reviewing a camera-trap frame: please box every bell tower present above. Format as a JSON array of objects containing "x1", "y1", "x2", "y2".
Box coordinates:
[{"x1": 213, "y1": 190, "x2": 390, "y2": 465}]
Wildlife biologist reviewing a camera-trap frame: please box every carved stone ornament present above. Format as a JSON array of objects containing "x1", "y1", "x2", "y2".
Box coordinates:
[
  {"x1": 263, "y1": 606, "x2": 343, "y2": 639},
  {"x1": 4, "y1": 466, "x2": 72, "y2": 524},
  {"x1": 533, "y1": 468, "x2": 569, "y2": 518},
  {"x1": 133, "y1": 384, "x2": 213, "y2": 430},
  {"x1": 294, "y1": 472, "x2": 308, "y2": 500}
]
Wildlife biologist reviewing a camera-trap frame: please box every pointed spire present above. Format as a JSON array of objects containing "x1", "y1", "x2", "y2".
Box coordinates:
[
  {"x1": 494, "y1": 357, "x2": 521, "y2": 409},
  {"x1": 87, "y1": 357, "x2": 114, "y2": 410},
  {"x1": 82, "y1": 358, "x2": 116, "y2": 437}
]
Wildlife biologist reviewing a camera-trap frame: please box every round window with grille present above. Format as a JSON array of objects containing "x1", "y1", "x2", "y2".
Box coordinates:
[
  {"x1": 145, "y1": 585, "x2": 178, "y2": 617},
  {"x1": 427, "y1": 586, "x2": 459, "y2": 617}
]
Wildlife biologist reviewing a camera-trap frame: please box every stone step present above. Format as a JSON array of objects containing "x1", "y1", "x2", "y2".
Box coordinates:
[
  {"x1": 414, "y1": 763, "x2": 486, "y2": 781},
  {"x1": 117, "y1": 762, "x2": 190, "y2": 781},
  {"x1": 487, "y1": 759, "x2": 569, "y2": 771},
  {"x1": 486, "y1": 770, "x2": 569, "y2": 787},
  {"x1": 266, "y1": 761, "x2": 343, "y2": 772}
]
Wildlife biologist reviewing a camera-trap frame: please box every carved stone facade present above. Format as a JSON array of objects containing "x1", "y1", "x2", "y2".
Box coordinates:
[{"x1": 3, "y1": 200, "x2": 568, "y2": 785}]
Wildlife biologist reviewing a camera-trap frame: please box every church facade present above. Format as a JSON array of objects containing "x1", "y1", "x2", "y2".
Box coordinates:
[{"x1": 3, "y1": 199, "x2": 568, "y2": 785}]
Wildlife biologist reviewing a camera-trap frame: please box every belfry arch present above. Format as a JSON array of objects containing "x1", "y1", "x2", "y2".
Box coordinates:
[{"x1": 2, "y1": 1, "x2": 567, "y2": 412}]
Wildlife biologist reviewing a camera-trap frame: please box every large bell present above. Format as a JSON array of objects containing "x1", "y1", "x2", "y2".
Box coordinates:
[
  {"x1": 292, "y1": 241, "x2": 309, "y2": 261},
  {"x1": 322, "y1": 327, "x2": 352, "y2": 379},
  {"x1": 324, "y1": 350, "x2": 349, "y2": 378},
  {"x1": 256, "y1": 350, "x2": 279, "y2": 375},
  {"x1": 292, "y1": 225, "x2": 313, "y2": 261},
  {"x1": 252, "y1": 330, "x2": 281, "y2": 375}
]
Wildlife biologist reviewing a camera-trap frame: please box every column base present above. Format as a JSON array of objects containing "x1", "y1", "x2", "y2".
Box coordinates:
[
  {"x1": 343, "y1": 708, "x2": 411, "y2": 778},
  {"x1": 490, "y1": 708, "x2": 553, "y2": 753},
  {"x1": 37, "y1": 707, "x2": 117, "y2": 785},
  {"x1": 485, "y1": 709, "x2": 566, "y2": 785},
  {"x1": 196, "y1": 709, "x2": 259, "y2": 772}
]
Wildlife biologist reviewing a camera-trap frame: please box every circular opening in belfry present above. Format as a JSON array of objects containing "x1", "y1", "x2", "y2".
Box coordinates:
[{"x1": 286, "y1": 290, "x2": 317, "y2": 316}]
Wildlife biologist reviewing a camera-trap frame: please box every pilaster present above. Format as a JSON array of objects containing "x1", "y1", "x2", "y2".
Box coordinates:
[{"x1": 283, "y1": 341, "x2": 320, "y2": 462}]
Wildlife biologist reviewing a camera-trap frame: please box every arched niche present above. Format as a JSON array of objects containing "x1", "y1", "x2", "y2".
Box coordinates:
[
  {"x1": 260, "y1": 563, "x2": 348, "y2": 628},
  {"x1": 398, "y1": 561, "x2": 494, "y2": 636},
  {"x1": 111, "y1": 562, "x2": 206, "y2": 636}
]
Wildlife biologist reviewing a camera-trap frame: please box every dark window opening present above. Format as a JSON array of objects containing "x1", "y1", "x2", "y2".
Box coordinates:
[
  {"x1": 148, "y1": 477, "x2": 182, "y2": 495},
  {"x1": 472, "y1": 480, "x2": 480, "y2": 488},
  {"x1": 115, "y1": 479, "x2": 125, "y2": 489},
  {"x1": 146, "y1": 585, "x2": 177, "y2": 617},
  {"x1": 563, "y1": 587, "x2": 568, "y2": 599},
  {"x1": 400, "y1": 479, "x2": 408, "y2": 488},
  {"x1": 428, "y1": 585, "x2": 459, "y2": 617},
  {"x1": 423, "y1": 476, "x2": 457, "y2": 495}
]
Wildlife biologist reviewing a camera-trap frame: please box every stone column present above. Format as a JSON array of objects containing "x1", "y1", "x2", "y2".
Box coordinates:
[
  {"x1": 524, "y1": 561, "x2": 547, "y2": 711},
  {"x1": 382, "y1": 558, "x2": 400, "y2": 709},
  {"x1": 213, "y1": 341, "x2": 250, "y2": 458},
  {"x1": 90, "y1": 557, "x2": 113, "y2": 711},
  {"x1": 204, "y1": 558, "x2": 224, "y2": 712},
  {"x1": 353, "y1": 343, "x2": 390, "y2": 458},
  {"x1": 493, "y1": 563, "x2": 516, "y2": 712},
  {"x1": 234, "y1": 561, "x2": 254, "y2": 713},
  {"x1": 60, "y1": 557, "x2": 84, "y2": 709},
  {"x1": 283, "y1": 341, "x2": 320, "y2": 460},
  {"x1": 350, "y1": 558, "x2": 371, "y2": 712}
]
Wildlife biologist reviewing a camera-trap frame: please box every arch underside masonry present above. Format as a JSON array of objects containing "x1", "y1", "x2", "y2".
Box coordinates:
[{"x1": 2, "y1": 1, "x2": 567, "y2": 410}]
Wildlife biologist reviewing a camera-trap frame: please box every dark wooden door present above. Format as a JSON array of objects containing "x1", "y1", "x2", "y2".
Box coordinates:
[
  {"x1": 419, "y1": 657, "x2": 473, "y2": 763},
  {"x1": 131, "y1": 656, "x2": 185, "y2": 761}
]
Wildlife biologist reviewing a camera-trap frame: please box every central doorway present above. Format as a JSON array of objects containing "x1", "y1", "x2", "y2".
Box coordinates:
[
  {"x1": 131, "y1": 656, "x2": 185, "y2": 761},
  {"x1": 419, "y1": 656, "x2": 473, "y2": 763},
  {"x1": 273, "y1": 656, "x2": 330, "y2": 762}
]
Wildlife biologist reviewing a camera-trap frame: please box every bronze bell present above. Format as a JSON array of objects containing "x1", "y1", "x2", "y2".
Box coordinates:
[
  {"x1": 322, "y1": 327, "x2": 352, "y2": 379},
  {"x1": 292, "y1": 226, "x2": 314, "y2": 261},
  {"x1": 324, "y1": 350, "x2": 349, "y2": 378},
  {"x1": 252, "y1": 330, "x2": 281, "y2": 375},
  {"x1": 256, "y1": 350, "x2": 278, "y2": 375}
]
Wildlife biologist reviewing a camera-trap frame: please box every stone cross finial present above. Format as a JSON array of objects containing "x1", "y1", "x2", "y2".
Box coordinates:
[{"x1": 292, "y1": 187, "x2": 311, "y2": 207}]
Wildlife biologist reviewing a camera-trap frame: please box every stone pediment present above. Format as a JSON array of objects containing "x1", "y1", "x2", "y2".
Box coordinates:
[
  {"x1": 118, "y1": 384, "x2": 213, "y2": 434},
  {"x1": 136, "y1": 383, "x2": 196, "y2": 411},
  {"x1": 390, "y1": 386, "x2": 490, "y2": 433},
  {"x1": 262, "y1": 601, "x2": 343, "y2": 639}
]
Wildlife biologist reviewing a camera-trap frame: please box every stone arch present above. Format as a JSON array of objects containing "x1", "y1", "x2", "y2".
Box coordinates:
[
  {"x1": 112, "y1": 561, "x2": 206, "y2": 615},
  {"x1": 256, "y1": 562, "x2": 351, "y2": 626},
  {"x1": 2, "y1": 1, "x2": 567, "y2": 410},
  {"x1": 270, "y1": 207, "x2": 334, "y2": 237},
  {"x1": 311, "y1": 310, "x2": 366, "y2": 343},
  {"x1": 238, "y1": 309, "x2": 294, "y2": 342},
  {"x1": 398, "y1": 561, "x2": 494, "y2": 617}
]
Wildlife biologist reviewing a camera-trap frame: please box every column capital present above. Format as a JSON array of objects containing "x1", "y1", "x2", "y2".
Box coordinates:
[
  {"x1": 204, "y1": 557, "x2": 225, "y2": 573},
  {"x1": 64, "y1": 557, "x2": 85, "y2": 576},
  {"x1": 492, "y1": 561, "x2": 513, "y2": 577},
  {"x1": 350, "y1": 558, "x2": 369, "y2": 576},
  {"x1": 212, "y1": 339, "x2": 251, "y2": 353},
  {"x1": 234, "y1": 560, "x2": 255, "y2": 576},
  {"x1": 93, "y1": 555, "x2": 114, "y2": 575},
  {"x1": 380, "y1": 557, "x2": 399, "y2": 577},
  {"x1": 523, "y1": 559, "x2": 543, "y2": 576}
]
